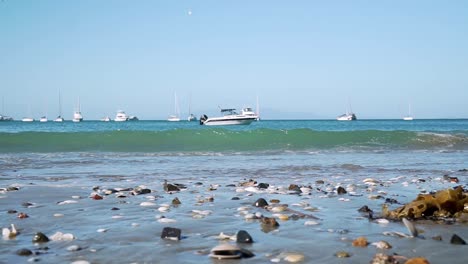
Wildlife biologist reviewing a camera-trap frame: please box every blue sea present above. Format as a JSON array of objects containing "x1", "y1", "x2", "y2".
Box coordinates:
[{"x1": 0, "y1": 119, "x2": 467, "y2": 263}]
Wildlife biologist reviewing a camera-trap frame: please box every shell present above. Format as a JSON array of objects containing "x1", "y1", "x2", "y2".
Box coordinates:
[
  {"x1": 209, "y1": 244, "x2": 242, "y2": 259},
  {"x1": 402, "y1": 218, "x2": 418, "y2": 237}
]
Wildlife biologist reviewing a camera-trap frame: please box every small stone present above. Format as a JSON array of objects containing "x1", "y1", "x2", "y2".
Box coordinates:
[
  {"x1": 337, "y1": 186, "x2": 347, "y2": 195},
  {"x1": 236, "y1": 230, "x2": 253, "y2": 243},
  {"x1": 372, "y1": 241, "x2": 392, "y2": 249},
  {"x1": 91, "y1": 194, "x2": 103, "y2": 200},
  {"x1": 32, "y1": 232, "x2": 49, "y2": 243},
  {"x1": 7, "y1": 210, "x2": 17, "y2": 214},
  {"x1": 172, "y1": 197, "x2": 181, "y2": 205},
  {"x1": 164, "y1": 181, "x2": 180, "y2": 192},
  {"x1": 450, "y1": 234, "x2": 466, "y2": 245},
  {"x1": 17, "y1": 212, "x2": 29, "y2": 219},
  {"x1": 257, "y1": 183, "x2": 269, "y2": 189},
  {"x1": 16, "y1": 248, "x2": 33, "y2": 256},
  {"x1": 67, "y1": 245, "x2": 81, "y2": 251},
  {"x1": 277, "y1": 214, "x2": 289, "y2": 221},
  {"x1": 288, "y1": 184, "x2": 301, "y2": 193},
  {"x1": 253, "y1": 198, "x2": 268, "y2": 208},
  {"x1": 335, "y1": 251, "x2": 351, "y2": 258},
  {"x1": 270, "y1": 199, "x2": 280, "y2": 204},
  {"x1": 284, "y1": 253, "x2": 305, "y2": 262},
  {"x1": 431, "y1": 235, "x2": 443, "y2": 241},
  {"x1": 352, "y1": 236, "x2": 368, "y2": 247},
  {"x1": 370, "y1": 253, "x2": 398, "y2": 264},
  {"x1": 111, "y1": 207, "x2": 120, "y2": 211},
  {"x1": 161, "y1": 227, "x2": 181, "y2": 241},
  {"x1": 315, "y1": 180, "x2": 325, "y2": 184},
  {"x1": 261, "y1": 217, "x2": 279, "y2": 227},
  {"x1": 231, "y1": 197, "x2": 240, "y2": 200},
  {"x1": 7, "y1": 186, "x2": 19, "y2": 191},
  {"x1": 404, "y1": 257, "x2": 430, "y2": 264}
]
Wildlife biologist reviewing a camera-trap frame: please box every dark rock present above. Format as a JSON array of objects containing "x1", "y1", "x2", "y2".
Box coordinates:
[
  {"x1": 7, "y1": 186, "x2": 19, "y2": 191},
  {"x1": 172, "y1": 197, "x2": 181, "y2": 205},
  {"x1": 22, "y1": 202, "x2": 34, "y2": 207},
  {"x1": 337, "y1": 186, "x2": 347, "y2": 195},
  {"x1": 7, "y1": 209, "x2": 17, "y2": 214},
  {"x1": 257, "y1": 183, "x2": 269, "y2": 189},
  {"x1": 358, "y1": 205, "x2": 373, "y2": 213},
  {"x1": 111, "y1": 207, "x2": 120, "y2": 210},
  {"x1": 315, "y1": 180, "x2": 325, "y2": 184},
  {"x1": 161, "y1": 227, "x2": 181, "y2": 241},
  {"x1": 288, "y1": 184, "x2": 301, "y2": 193},
  {"x1": 236, "y1": 230, "x2": 253, "y2": 243},
  {"x1": 225, "y1": 184, "x2": 236, "y2": 187},
  {"x1": 92, "y1": 186, "x2": 100, "y2": 191},
  {"x1": 253, "y1": 198, "x2": 268, "y2": 208},
  {"x1": 261, "y1": 217, "x2": 279, "y2": 227},
  {"x1": 164, "y1": 180, "x2": 181, "y2": 192},
  {"x1": 417, "y1": 178, "x2": 426, "y2": 183},
  {"x1": 231, "y1": 197, "x2": 240, "y2": 200},
  {"x1": 385, "y1": 198, "x2": 399, "y2": 204},
  {"x1": 91, "y1": 194, "x2": 103, "y2": 200},
  {"x1": 132, "y1": 187, "x2": 151, "y2": 195},
  {"x1": 16, "y1": 248, "x2": 33, "y2": 256},
  {"x1": 432, "y1": 235, "x2": 443, "y2": 241},
  {"x1": 450, "y1": 234, "x2": 466, "y2": 245},
  {"x1": 239, "y1": 248, "x2": 255, "y2": 258},
  {"x1": 458, "y1": 168, "x2": 467, "y2": 172},
  {"x1": 32, "y1": 232, "x2": 49, "y2": 243}
]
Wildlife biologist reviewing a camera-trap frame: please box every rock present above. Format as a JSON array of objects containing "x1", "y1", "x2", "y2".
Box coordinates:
[
  {"x1": 111, "y1": 207, "x2": 120, "y2": 210},
  {"x1": 50, "y1": 232, "x2": 75, "y2": 241},
  {"x1": 315, "y1": 180, "x2": 325, "y2": 184},
  {"x1": 160, "y1": 227, "x2": 181, "y2": 241},
  {"x1": 253, "y1": 198, "x2": 268, "y2": 208},
  {"x1": 236, "y1": 230, "x2": 253, "y2": 243},
  {"x1": 7, "y1": 210, "x2": 17, "y2": 214},
  {"x1": 7, "y1": 186, "x2": 19, "y2": 191},
  {"x1": 337, "y1": 186, "x2": 347, "y2": 195},
  {"x1": 17, "y1": 212, "x2": 29, "y2": 219},
  {"x1": 370, "y1": 253, "x2": 399, "y2": 264},
  {"x1": 239, "y1": 248, "x2": 255, "y2": 258},
  {"x1": 385, "y1": 198, "x2": 399, "y2": 204},
  {"x1": 288, "y1": 184, "x2": 301, "y2": 193},
  {"x1": 209, "y1": 244, "x2": 242, "y2": 259},
  {"x1": 270, "y1": 199, "x2": 280, "y2": 203},
  {"x1": 132, "y1": 187, "x2": 151, "y2": 195},
  {"x1": 231, "y1": 197, "x2": 240, "y2": 200},
  {"x1": 67, "y1": 245, "x2": 82, "y2": 251},
  {"x1": 352, "y1": 236, "x2": 368, "y2": 247},
  {"x1": 450, "y1": 234, "x2": 466, "y2": 245},
  {"x1": 257, "y1": 183, "x2": 269, "y2": 189},
  {"x1": 16, "y1": 248, "x2": 33, "y2": 256},
  {"x1": 335, "y1": 251, "x2": 351, "y2": 258},
  {"x1": 404, "y1": 257, "x2": 430, "y2": 264},
  {"x1": 358, "y1": 205, "x2": 372, "y2": 213},
  {"x1": 172, "y1": 197, "x2": 181, "y2": 205},
  {"x1": 32, "y1": 232, "x2": 49, "y2": 243},
  {"x1": 91, "y1": 194, "x2": 103, "y2": 200},
  {"x1": 284, "y1": 253, "x2": 305, "y2": 262},
  {"x1": 261, "y1": 217, "x2": 279, "y2": 227},
  {"x1": 164, "y1": 180, "x2": 181, "y2": 192},
  {"x1": 431, "y1": 235, "x2": 443, "y2": 241},
  {"x1": 371, "y1": 241, "x2": 392, "y2": 249}
]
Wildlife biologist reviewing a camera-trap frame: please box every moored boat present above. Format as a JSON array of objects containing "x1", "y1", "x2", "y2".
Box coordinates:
[{"x1": 200, "y1": 108, "x2": 257, "y2": 126}]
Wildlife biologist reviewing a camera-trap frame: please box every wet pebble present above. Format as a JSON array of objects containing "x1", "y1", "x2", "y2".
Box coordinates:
[
  {"x1": 172, "y1": 197, "x2": 181, "y2": 205},
  {"x1": 236, "y1": 230, "x2": 253, "y2": 243},
  {"x1": 304, "y1": 220, "x2": 319, "y2": 226},
  {"x1": 16, "y1": 248, "x2": 33, "y2": 256},
  {"x1": 371, "y1": 241, "x2": 392, "y2": 249},
  {"x1": 67, "y1": 245, "x2": 81, "y2": 251},
  {"x1": 284, "y1": 253, "x2": 305, "y2": 263},
  {"x1": 7, "y1": 209, "x2": 17, "y2": 214},
  {"x1": 50, "y1": 232, "x2": 75, "y2": 241},
  {"x1": 450, "y1": 234, "x2": 466, "y2": 245},
  {"x1": 335, "y1": 251, "x2": 351, "y2": 258},
  {"x1": 32, "y1": 232, "x2": 49, "y2": 243},
  {"x1": 253, "y1": 198, "x2": 268, "y2": 208},
  {"x1": 161, "y1": 227, "x2": 181, "y2": 241},
  {"x1": 336, "y1": 186, "x2": 347, "y2": 194},
  {"x1": 17, "y1": 212, "x2": 29, "y2": 219},
  {"x1": 352, "y1": 236, "x2": 368, "y2": 247},
  {"x1": 404, "y1": 257, "x2": 430, "y2": 264}
]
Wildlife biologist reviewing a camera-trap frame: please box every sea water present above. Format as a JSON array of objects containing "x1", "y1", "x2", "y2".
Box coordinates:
[{"x1": 0, "y1": 119, "x2": 467, "y2": 263}]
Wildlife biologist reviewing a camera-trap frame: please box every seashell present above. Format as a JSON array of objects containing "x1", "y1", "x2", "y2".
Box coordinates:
[
  {"x1": 140, "y1": 202, "x2": 156, "y2": 207},
  {"x1": 402, "y1": 218, "x2": 418, "y2": 237},
  {"x1": 375, "y1": 218, "x2": 389, "y2": 225},
  {"x1": 209, "y1": 244, "x2": 242, "y2": 259},
  {"x1": 57, "y1": 200, "x2": 78, "y2": 205},
  {"x1": 304, "y1": 220, "x2": 319, "y2": 226},
  {"x1": 97, "y1": 228, "x2": 108, "y2": 233},
  {"x1": 371, "y1": 241, "x2": 392, "y2": 249}
]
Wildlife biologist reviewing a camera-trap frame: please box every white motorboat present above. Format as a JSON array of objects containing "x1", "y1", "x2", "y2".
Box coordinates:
[
  {"x1": 114, "y1": 110, "x2": 129, "y2": 122},
  {"x1": 54, "y1": 116, "x2": 64, "y2": 122},
  {"x1": 101, "y1": 116, "x2": 111, "y2": 122},
  {"x1": 22, "y1": 117, "x2": 34, "y2": 122},
  {"x1": 187, "y1": 94, "x2": 197, "y2": 121},
  {"x1": 167, "y1": 92, "x2": 180, "y2": 122},
  {"x1": 240, "y1": 107, "x2": 259, "y2": 120},
  {"x1": 337, "y1": 112, "x2": 357, "y2": 121},
  {"x1": 199, "y1": 108, "x2": 257, "y2": 126},
  {"x1": 0, "y1": 114, "x2": 13, "y2": 121},
  {"x1": 72, "y1": 97, "x2": 83, "y2": 122},
  {"x1": 39, "y1": 116, "x2": 48, "y2": 122}
]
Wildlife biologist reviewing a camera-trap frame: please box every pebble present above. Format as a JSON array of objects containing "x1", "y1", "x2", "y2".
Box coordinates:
[
  {"x1": 53, "y1": 213, "x2": 64, "y2": 217},
  {"x1": 70, "y1": 261, "x2": 90, "y2": 264},
  {"x1": 32, "y1": 232, "x2": 49, "y2": 243},
  {"x1": 335, "y1": 251, "x2": 351, "y2": 258},
  {"x1": 50, "y1": 232, "x2": 75, "y2": 241},
  {"x1": 140, "y1": 201, "x2": 157, "y2": 207},
  {"x1": 67, "y1": 245, "x2": 81, "y2": 251},
  {"x1": 404, "y1": 257, "x2": 430, "y2": 264},
  {"x1": 16, "y1": 248, "x2": 33, "y2": 256},
  {"x1": 283, "y1": 253, "x2": 305, "y2": 263},
  {"x1": 304, "y1": 220, "x2": 319, "y2": 226},
  {"x1": 371, "y1": 241, "x2": 392, "y2": 249},
  {"x1": 161, "y1": 227, "x2": 181, "y2": 241},
  {"x1": 236, "y1": 230, "x2": 253, "y2": 243},
  {"x1": 352, "y1": 236, "x2": 368, "y2": 247},
  {"x1": 450, "y1": 234, "x2": 466, "y2": 245}
]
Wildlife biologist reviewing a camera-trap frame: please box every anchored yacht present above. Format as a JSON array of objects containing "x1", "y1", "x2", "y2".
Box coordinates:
[{"x1": 199, "y1": 108, "x2": 257, "y2": 126}]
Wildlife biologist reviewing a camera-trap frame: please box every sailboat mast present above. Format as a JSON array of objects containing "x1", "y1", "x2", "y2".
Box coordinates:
[{"x1": 58, "y1": 89, "x2": 62, "y2": 116}]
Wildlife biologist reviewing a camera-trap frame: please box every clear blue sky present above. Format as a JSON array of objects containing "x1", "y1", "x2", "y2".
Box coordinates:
[{"x1": 1, "y1": 0, "x2": 467, "y2": 120}]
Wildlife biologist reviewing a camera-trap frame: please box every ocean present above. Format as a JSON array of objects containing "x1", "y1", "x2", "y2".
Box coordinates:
[{"x1": 1, "y1": 119, "x2": 467, "y2": 263}]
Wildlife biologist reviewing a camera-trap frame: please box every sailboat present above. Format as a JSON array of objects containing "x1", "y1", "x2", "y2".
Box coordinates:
[
  {"x1": 54, "y1": 89, "x2": 64, "y2": 122},
  {"x1": 168, "y1": 92, "x2": 180, "y2": 122},
  {"x1": 72, "y1": 97, "x2": 83, "y2": 122},
  {"x1": 22, "y1": 105, "x2": 34, "y2": 122},
  {"x1": 187, "y1": 94, "x2": 197, "y2": 121},
  {"x1": 337, "y1": 101, "x2": 357, "y2": 121},
  {"x1": 0, "y1": 97, "x2": 13, "y2": 121},
  {"x1": 403, "y1": 103, "x2": 414, "y2": 121}
]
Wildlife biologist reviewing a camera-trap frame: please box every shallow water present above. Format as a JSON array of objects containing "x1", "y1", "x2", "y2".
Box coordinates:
[{"x1": 1, "y1": 150, "x2": 467, "y2": 263}]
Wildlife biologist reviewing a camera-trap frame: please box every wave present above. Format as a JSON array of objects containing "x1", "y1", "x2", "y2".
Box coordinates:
[{"x1": 0, "y1": 129, "x2": 467, "y2": 153}]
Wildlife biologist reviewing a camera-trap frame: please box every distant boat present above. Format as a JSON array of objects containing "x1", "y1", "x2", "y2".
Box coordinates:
[
  {"x1": 337, "y1": 112, "x2": 357, "y2": 121},
  {"x1": 187, "y1": 93, "x2": 197, "y2": 121},
  {"x1": 54, "y1": 89, "x2": 65, "y2": 122},
  {"x1": 114, "y1": 110, "x2": 129, "y2": 122},
  {"x1": 199, "y1": 108, "x2": 257, "y2": 126},
  {"x1": 128, "y1": 115, "x2": 139, "y2": 121},
  {"x1": 72, "y1": 97, "x2": 83, "y2": 122},
  {"x1": 39, "y1": 116, "x2": 48, "y2": 122},
  {"x1": 22, "y1": 117, "x2": 34, "y2": 122},
  {"x1": 0, "y1": 97, "x2": 13, "y2": 121},
  {"x1": 168, "y1": 92, "x2": 180, "y2": 122},
  {"x1": 403, "y1": 104, "x2": 414, "y2": 121},
  {"x1": 101, "y1": 116, "x2": 111, "y2": 122},
  {"x1": 337, "y1": 101, "x2": 357, "y2": 121}
]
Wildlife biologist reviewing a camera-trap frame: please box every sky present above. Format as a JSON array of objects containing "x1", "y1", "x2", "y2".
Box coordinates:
[{"x1": 1, "y1": 0, "x2": 467, "y2": 120}]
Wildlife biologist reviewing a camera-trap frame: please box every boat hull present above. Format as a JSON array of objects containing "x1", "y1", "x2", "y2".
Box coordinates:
[{"x1": 202, "y1": 117, "x2": 256, "y2": 126}]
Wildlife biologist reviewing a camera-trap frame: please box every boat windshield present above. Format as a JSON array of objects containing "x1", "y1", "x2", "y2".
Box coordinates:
[{"x1": 220, "y1": 108, "x2": 238, "y2": 115}]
